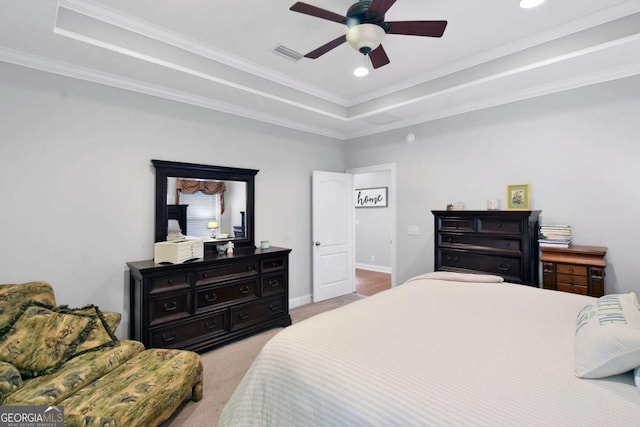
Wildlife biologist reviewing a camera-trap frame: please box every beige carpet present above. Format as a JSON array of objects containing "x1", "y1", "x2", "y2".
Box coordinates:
[{"x1": 163, "y1": 292, "x2": 363, "y2": 427}]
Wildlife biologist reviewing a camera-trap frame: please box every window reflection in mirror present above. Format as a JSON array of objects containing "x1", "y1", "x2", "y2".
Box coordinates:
[
  {"x1": 167, "y1": 177, "x2": 247, "y2": 241},
  {"x1": 152, "y1": 159, "x2": 257, "y2": 248}
]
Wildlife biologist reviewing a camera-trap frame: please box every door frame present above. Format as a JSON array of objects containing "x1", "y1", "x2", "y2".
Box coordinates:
[{"x1": 347, "y1": 163, "x2": 397, "y2": 287}]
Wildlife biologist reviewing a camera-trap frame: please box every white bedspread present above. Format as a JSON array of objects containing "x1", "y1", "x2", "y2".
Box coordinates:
[{"x1": 219, "y1": 278, "x2": 640, "y2": 426}]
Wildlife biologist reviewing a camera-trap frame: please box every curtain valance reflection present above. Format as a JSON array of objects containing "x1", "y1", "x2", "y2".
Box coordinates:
[{"x1": 176, "y1": 179, "x2": 226, "y2": 214}]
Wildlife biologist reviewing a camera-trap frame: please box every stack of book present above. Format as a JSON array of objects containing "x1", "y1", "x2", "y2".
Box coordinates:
[{"x1": 539, "y1": 224, "x2": 572, "y2": 248}]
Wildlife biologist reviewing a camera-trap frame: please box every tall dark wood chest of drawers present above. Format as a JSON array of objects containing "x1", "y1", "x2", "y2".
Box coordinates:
[
  {"x1": 432, "y1": 210, "x2": 541, "y2": 286},
  {"x1": 127, "y1": 246, "x2": 291, "y2": 352}
]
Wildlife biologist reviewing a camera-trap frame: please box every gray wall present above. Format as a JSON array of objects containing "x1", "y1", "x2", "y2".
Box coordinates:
[
  {"x1": 354, "y1": 171, "x2": 392, "y2": 271},
  {"x1": 346, "y1": 74, "x2": 640, "y2": 295},
  {"x1": 2, "y1": 62, "x2": 640, "y2": 340},
  {"x1": 0, "y1": 63, "x2": 345, "y2": 336}
]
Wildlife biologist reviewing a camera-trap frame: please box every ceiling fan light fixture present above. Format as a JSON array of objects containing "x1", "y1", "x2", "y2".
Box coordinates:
[
  {"x1": 353, "y1": 66, "x2": 369, "y2": 77},
  {"x1": 519, "y1": 0, "x2": 545, "y2": 9},
  {"x1": 346, "y1": 23, "x2": 385, "y2": 54}
]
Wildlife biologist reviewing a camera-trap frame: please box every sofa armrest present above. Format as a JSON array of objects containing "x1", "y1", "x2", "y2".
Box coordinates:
[{"x1": 0, "y1": 361, "x2": 23, "y2": 403}]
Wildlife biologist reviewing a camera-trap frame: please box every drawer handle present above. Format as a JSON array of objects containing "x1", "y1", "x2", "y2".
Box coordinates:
[
  {"x1": 497, "y1": 223, "x2": 503, "y2": 228},
  {"x1": 163, "y1": 301, "x2": 177, "y2": 312},
  {"x1": 568, "y1": 268, "x2": 574, "y2": 273},
  {"x1": 239, "y1": 286, "x2": 250, "y2": 294},
  {"x1": 162, "y1": 332, "x2": 175, "y2": 342},
  {"x1": 569, "y1": 278, "x2": 574, "y2": 284},
  {"x1": 205, "y1": 320, "x2": 217, "y2": 329},
  {"x1": 504, "y1": 242, "x2": 511, "y2": 247},
  {"x1": 269, "y1": 303, "x2": 280, "y2": 311},
  {"x1": 247, "y1": 265, "x2": 255, "y2": 271},
  {"x1": 205, "y1": 293, "x2": 217, "y2": 302},
  {"x1": 167, "y1": 279, "x2": 173, "y2": 285},
  {"x1": 203, "y1": 273, "x2": 209, "y2": 278},
  {"x1": 447, "y1": 238, "x2": 452, "y2": 243},
  {"x1": 454, "y1": 222, "x2": 459, "y2": 228},
  {"x1": 447, "y1": 256, "x2": 458, "y2": 263},
  {"x1": 238, "y1": 311, "x2": 250, "y2": 320},
  {"x1": 497, "y1": 263, "x2": 511, "y2": 271},
  {"x1": 271, "y1": 261, "x2": 278, "y2": 267}
]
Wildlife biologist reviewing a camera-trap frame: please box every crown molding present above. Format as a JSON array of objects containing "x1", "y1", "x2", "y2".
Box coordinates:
[
  {"x1": 0, "y1": 46, "x2": 346, "y2": 140},
  {"x1": 347, "y1": 0, "x2": 640, "y2": 106},
  {"x1": 345, "y1": 60, "x2": 640, "y2": 139},
  {"x1": 348, "y1": 32, "x2": 640, "y2": 121},
  {"x1": 57, "y1": 0, "x2": 350, "y2": 107}
]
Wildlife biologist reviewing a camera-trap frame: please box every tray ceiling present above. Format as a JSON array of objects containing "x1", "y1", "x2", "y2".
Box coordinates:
[{"x1": 1, "y1": 0, "x2": 639, "y2": 139}]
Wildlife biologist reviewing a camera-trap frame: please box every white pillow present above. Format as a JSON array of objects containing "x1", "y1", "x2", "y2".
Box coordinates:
[
  {"x1": 410, "y1": 271, "x2": 504, "y2": 283},
  {"x1": 574, "y1": 292, "x2": 640, "y2": 378}
]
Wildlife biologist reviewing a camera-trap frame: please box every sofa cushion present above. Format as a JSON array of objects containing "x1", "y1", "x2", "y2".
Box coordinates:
[
  {"x1": 0, "y1": 282, "x2": 56, "y2": 333},
  {"x1": 3, "y1": 340, "x2": 145, "y2": 406},
  {"x1": 60, "y1": 349, "x2": 202, "y2": 427},
  {"x1": 63, "y1": 306, "x2": 119, "y2": 354},
  {"x1": 69, "y1": 305, "x2": 121, "y2": 336},
  {"x1": 0, "y1": 304, "x2": 94, "y2": 377}
]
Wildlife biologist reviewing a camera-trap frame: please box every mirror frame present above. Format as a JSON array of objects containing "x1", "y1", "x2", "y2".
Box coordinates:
[{"x1": 152, "y1": 159, "x2": 258, "y2": 248}]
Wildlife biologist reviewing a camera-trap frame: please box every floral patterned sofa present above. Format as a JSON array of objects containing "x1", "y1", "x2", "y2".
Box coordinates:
[{"x1": 0, "y1": 282, "x2": 203, "y2": 426}]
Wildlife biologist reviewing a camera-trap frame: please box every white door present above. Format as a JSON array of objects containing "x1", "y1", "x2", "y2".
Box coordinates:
[{"x1": 312, "y1": 171, "x2": 354, "y2": 302}]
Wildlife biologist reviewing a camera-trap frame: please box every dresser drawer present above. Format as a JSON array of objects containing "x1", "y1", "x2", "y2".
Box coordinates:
[
  {"x1": 477, "y1": 218, "x2": 523, "y2": 234},
  {"x1": 438, "y1": 250, "x2": 522, "y2": 281},
  {"x1": 149, "y1": 291, "x2": 191, "y2": 326},
  {"x1": 194, "y1": 278, "x2": 259, "y2": 314},
  {"x1": 557, "y1": 274, "x2": 588, "y2": 286},
  {"x1": 438, "y1": 233, "x2": 522, "y2": 253},
  {"x1": 149, "y1": 272, "x2": 190, "y2": 295},
  {"x1": 557, "y1": 283, "x2": 588, "y2": 295},
  {"x1": 150, "y1": 311, "x2": 227, "y2": 348},
  {"x1": 230, "y1": 296, "x2": 286, "y2": 331},
  {"x1": 261, "y1": 256, "x2": 287, "y2": 273},
  {"x1": 261, "y1": 272, "x2": 287, "y2": 296},
  {"x1": 557, "y1": 264, "x2": 587, "y2": 276},
  {"x1": 195, "y1": 261, "x2": 259, "y2": 286},
  {"x1": 437, "y1": 218, "x2": 474, "y2": 232}
]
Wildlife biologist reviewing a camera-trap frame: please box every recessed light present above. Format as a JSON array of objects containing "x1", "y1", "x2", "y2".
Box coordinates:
[
  {"x1": 353, "y1": 66, "x2": 369, "y2": 77},
  {"x1": 519, "y1": 0, "x2": 545, "y2": 9}
]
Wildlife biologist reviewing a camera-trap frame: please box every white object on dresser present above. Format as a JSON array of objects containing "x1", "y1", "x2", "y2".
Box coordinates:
[{"x1": 154, "y1": 238, "x2": 203, "y2": 264}]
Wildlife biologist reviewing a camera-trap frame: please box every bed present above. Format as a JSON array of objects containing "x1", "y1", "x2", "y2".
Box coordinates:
[{"x1": 219, "y1": 273, "x2": 640, "y2": 426}]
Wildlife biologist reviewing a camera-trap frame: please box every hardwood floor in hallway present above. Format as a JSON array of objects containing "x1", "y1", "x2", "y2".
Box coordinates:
[{"x1": 355, "y1": 268, "x2": 391, "y2": 296}]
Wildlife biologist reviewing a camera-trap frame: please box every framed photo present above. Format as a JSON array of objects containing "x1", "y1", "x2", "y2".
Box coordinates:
[
  {"x1": 506, "y1": 184, "x2": 530, "y2": 210},
  {"x1": 355, "y1": 187, "x2": 388, "y2": 208}
]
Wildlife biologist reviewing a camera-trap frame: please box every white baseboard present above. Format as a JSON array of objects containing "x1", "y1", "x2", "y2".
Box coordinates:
[
  {"x1": 289, "y1": 294, "x2": 312, "y2": 309},
  {"x1": 355, "y1": 263, "x2": 392, "y2": 274}
]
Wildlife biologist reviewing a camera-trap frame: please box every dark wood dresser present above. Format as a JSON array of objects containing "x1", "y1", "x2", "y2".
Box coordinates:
[
  {"x1": 432, "y1": 210, "x2": 541, "y2": 286},
  {"x1": 127, "y1": 246, "x2": 291, "y2": 352},
  {"x1": 541, "y1": 245, "x2": 607, "y2": 297}
]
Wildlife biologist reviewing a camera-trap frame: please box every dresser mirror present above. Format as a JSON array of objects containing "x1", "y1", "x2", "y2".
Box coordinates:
[{"x1": 152, "y1": 160, "x2": 257, "y2": 248}]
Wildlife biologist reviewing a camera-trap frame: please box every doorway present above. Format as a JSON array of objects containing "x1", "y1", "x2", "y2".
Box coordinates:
[{"x1": 347, "y1": 163, "x2": 397, "y2": 293}]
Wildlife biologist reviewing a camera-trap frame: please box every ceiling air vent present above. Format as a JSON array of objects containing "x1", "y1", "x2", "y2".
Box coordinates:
[{"x1": 272, "y1": 44, "x2": 304, "y2": 62}]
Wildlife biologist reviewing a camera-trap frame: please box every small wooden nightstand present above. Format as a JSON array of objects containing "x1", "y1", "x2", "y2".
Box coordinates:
[{"x1": 540, "y1": 245, "x2": 607, "y2": 297}]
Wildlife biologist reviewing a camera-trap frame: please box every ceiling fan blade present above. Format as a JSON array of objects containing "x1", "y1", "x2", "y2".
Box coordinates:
[
  {"x1": 386, "y1": 20, "x2": 448, "y2": 37},
  {"x1": 369, "y1": 44, "x2": 390, "y2": 69},
  {"x1": 290, "y1": 2, "x2": 346, "y2": 24},
  {"x1": 304, "y1": 35, "x2": 347, "y2": 59},
  {"x1": 368, "y1": 0, "x2": 397, "y2": 17}
]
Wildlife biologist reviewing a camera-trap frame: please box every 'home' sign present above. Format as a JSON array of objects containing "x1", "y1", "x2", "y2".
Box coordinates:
[{"x1": 355, "y1": 187, "x2": 388, "y2": 208}]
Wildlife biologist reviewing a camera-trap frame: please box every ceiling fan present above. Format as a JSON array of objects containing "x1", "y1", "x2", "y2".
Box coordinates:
[{"x1": 289, "y1": 0, "x2": 447, "y2": 69}]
